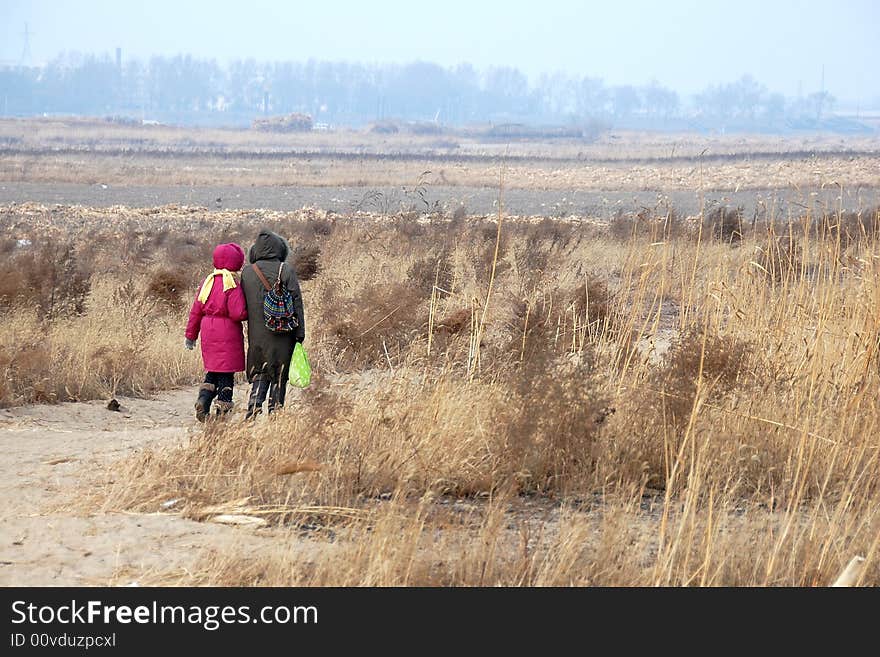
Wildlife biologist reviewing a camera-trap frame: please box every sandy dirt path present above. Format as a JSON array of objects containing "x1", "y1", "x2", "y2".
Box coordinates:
[{"x1": 0, "y1": 389, "x2": 305, "y2": 586}]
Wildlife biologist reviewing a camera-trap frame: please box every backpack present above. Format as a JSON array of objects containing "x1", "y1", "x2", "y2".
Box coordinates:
[{"x1": 252, "y1": 262, "x2": 299, "y2": 333}]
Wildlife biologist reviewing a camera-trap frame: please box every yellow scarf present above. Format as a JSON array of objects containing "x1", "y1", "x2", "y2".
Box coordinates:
[{"x1": 197, "y1": 269, "x2": 237, "y2": 303}]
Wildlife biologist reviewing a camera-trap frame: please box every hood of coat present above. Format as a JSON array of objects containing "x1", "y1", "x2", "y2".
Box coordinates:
[
  {"x1": 212, "y1": 243, "x2": 246, "y2": 271},
  {"x1": 248, "y1": 230, "x2": 289, "y2": 263}
]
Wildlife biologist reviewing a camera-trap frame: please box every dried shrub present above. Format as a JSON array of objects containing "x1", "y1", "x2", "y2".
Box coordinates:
[
  {"x1": 427, "y1": 306, "x2": 472, "y2": 358},
  {"x1": 172, "y1": 235, "x2": 214, "y2": 269},
  {"x1": 657, "y1": 208, "x2": 684, "y2": 241},
  {"x1": 0, "y1": 340, "x2": 58, "y2": 406},
  {"x1": 835, "y1": 207, "x2": 880, "y2": 247},
  {"x1": 327, "y1": 281, "x2": 426, "y2": 371},
  {"x1": 0, "y1": 262, "x2": 26, "y2": 307},
  {"x1": 608, "y1": 208, "x2": 680, "y2": 242},
  {"x1": 652, "y1": 327, "x2": 754, "y2": 430},
  {"x1": 105, "y1": 230, "x2": 147, "y2": 268},
  {"x1": 0, "y1": 241, "x2": 91, "y2": 316},
  {"x1": 513, "y1": 245, "x2": 549, "y2": 291},
  {"x1": 522, "y1": 217, "x2": 581, "y2": 248},
  {"x1": 146, "y1": 268, "x2": 189, "y2": 309},
  {"x1": 292, "y1": 245, "x2": 321, "y2": 281},
  {"x1": 608, "y1": 211, "x2": 637, "y2": 242},
  {"x1": 563, "y1": 278, "x2": 614, "y2": 331},
  {"x1": 308, "y1": 218, "x2": 334, "y2": 238},
  {"x1": 91, "y1": 344, "x2": 152, "y2": 397},
  {"x1": 0, "y1": 235, "x2": 18, "y2": 256},
  {"x1": 497, "y1": 349, "x2": 609, "y2": 493},
  {"x1": 435, "y1": 308, "x2": 471, "y2": 336},
  {"x1": 407, "y1": 250, "x2": 453, "y2": 293},
  {"x1": 706, "y1": 206, "x2": 746, "y2": 243},
  {"x1": 511, "y1": 276, "x2": 616, "y2": 363},
  {"x1": 473, "y1": 222, "x2": 510, "y2": 280},
  {"x1": 398, "y1": 219, "x2": 428, "y2": 239}
]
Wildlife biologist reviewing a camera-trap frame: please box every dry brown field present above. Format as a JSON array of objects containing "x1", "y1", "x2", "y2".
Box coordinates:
[{"x1": 1, "y1": 120, "x2": 879, "y2": 586}]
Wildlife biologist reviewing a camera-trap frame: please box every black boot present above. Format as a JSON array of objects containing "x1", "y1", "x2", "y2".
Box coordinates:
[
  {"x1": 214, "y1": 390, "x2": 234, "y2": 420},
  {"x1": 245, "y1": 378, "x2": 268, "y2": 421},
  {"x1": 195, "y1": 383, "x2": 216, "y2": 422}
]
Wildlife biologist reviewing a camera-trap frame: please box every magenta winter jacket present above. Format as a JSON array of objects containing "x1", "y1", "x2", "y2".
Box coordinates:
[{"x1": 185, "y1": 243, "x2": 248, "y2": 373}]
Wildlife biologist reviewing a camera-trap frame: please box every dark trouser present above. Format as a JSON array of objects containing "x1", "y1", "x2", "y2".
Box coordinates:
[
  {"x1": 246, "y1": 368, "x2": 287, "y2": 418},
  {"x1": 196, "y1": 372, "x2": 235, "y2": 420}
]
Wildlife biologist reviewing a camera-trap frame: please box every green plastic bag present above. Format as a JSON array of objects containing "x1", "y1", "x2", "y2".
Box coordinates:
[{"x1": 289, "y1": 342, "x2": 312, "y2": 388}]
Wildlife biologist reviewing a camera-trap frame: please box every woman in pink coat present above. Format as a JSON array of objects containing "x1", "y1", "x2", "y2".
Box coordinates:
[{"x1": 184, "y1": 243, "x2": 248, "y2": 421}]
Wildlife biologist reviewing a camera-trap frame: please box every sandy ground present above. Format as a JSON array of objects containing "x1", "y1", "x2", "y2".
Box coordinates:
[
  {"x1": 0, "y1": 388, "x2": 313, "y2": 586},
  {"x1": 0, "y1": 387, "x2": 604, "y2": 587}
]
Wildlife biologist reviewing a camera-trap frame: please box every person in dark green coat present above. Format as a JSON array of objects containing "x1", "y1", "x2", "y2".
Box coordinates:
[{"x1": 240, "y1": 229, "x2": 306, "y2": 419}]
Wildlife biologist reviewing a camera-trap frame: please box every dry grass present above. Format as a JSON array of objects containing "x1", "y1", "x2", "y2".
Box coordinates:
[
  {"x1": 8, "y1": 199, "x2": 880, "y2": 586},
  {"x1": 115, "y1": 494, "x2": 879, "y2": 587},
  {"x1": 0, "y1": 280, "x2": 193, "y2": 404},
  {"x1": 4, "y1": 150, "x2": 879, "y2": 192},
  {"x1": 2, "y1": 118, "x2": 880, "y2": 192}
]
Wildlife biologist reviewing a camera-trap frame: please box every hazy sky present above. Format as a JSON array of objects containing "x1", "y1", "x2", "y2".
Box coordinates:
[{"x1": 1, "y1": 0, "x2": 877, "y2": 101}]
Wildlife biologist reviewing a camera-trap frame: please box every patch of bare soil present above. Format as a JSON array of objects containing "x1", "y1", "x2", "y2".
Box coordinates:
[{"x1": 0, "y1": 389, "x2": 316, "y2": 586}]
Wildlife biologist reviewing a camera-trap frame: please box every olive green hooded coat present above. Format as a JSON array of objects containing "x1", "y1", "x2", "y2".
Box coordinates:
[{"x1": 240, "y1": 230, "x2": 306, "y2": 383}]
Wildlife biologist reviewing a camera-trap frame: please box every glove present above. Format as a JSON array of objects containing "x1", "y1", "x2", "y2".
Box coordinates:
[{"x1": 184, "y1": 338, "x2": 196, "y2": 350}]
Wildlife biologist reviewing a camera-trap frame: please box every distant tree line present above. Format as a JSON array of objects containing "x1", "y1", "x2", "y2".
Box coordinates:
[{"x1": 0, "y1": 52, "x2": 844, "y2": 131}]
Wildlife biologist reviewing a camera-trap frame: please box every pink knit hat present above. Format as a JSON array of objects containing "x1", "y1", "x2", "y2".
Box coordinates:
[{"x1": 212, "y1": 243, "x2": 245, "y2": 271}]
